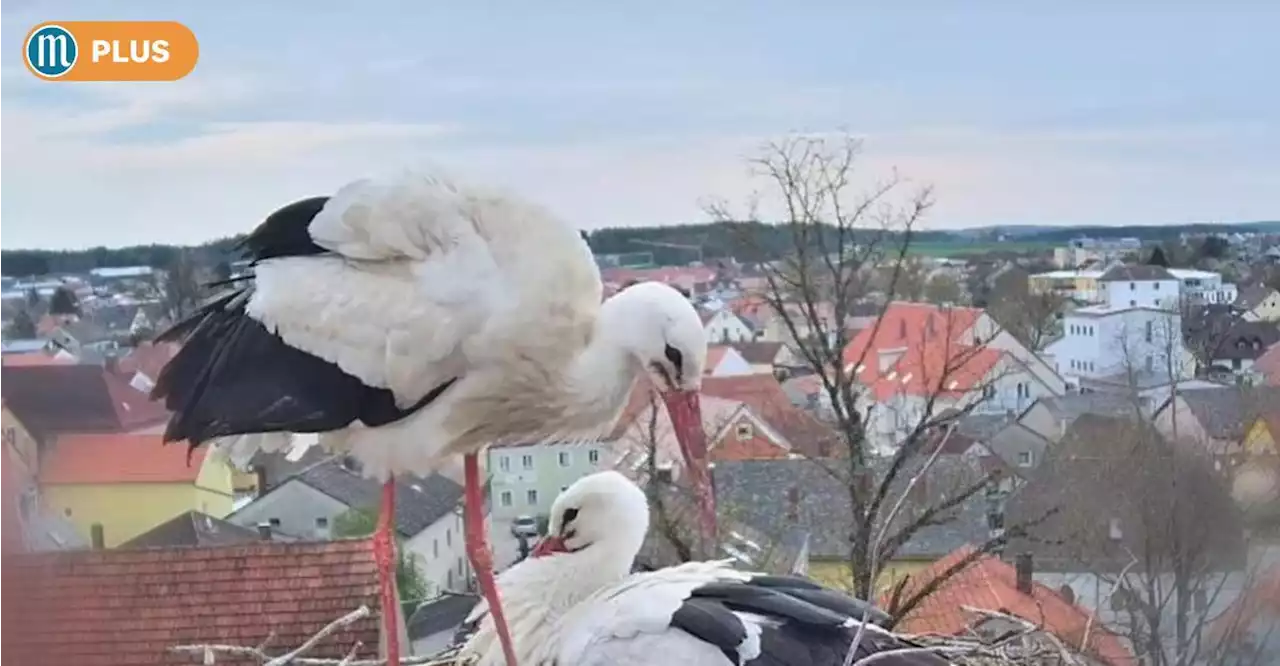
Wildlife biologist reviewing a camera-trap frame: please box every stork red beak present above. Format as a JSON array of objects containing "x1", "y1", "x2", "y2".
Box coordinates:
[
  {"x1": 661, "y1": 389, "x2": 717, "y2": 543},
  {"x1": 531, "y1": 535, "x2": 568, "y2": 558}
]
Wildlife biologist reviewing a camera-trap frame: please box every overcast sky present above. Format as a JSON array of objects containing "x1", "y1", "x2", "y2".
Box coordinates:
[{"x1": 3, "y1": 2, "x2": 1277, "y2": 249}]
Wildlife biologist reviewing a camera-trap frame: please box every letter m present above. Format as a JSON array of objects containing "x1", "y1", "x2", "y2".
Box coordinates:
[{"x1": 36, "y1": 33, "x2": 71, "y2": 68}]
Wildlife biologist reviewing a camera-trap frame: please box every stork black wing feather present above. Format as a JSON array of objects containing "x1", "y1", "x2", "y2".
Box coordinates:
[{"x1": 151, "y1": 195, "x2": 456, "y2": 451}]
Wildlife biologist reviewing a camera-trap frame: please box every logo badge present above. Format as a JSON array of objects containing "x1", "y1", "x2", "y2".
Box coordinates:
[
  {"x1": 23, "y1": 21, "x2": 198, "y2": 82},
  {"x1": 25, "y1": 24, "x2": 78, "y2": 79}
]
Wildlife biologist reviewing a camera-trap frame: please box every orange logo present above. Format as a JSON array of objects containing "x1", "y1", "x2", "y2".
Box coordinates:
[{"x1": 24, "y1": 21, "x2": 198, "y2": 82}]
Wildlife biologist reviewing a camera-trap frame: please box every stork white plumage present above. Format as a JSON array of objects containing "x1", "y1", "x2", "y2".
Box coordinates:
[
  {"x1": 150, "y1": 173, "x2": 715, "y2": 666},
  {"x1": 461, "y1": 471, "x2": 952, "y2": 666}
]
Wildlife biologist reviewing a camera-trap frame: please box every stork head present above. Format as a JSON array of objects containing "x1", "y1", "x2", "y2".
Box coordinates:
[
  {"x1": 605, "y1": 281, "x2": 716, "y2": 537},
  {"x1": 533, "y1": 471, "x2": 649, "y2": 559}
]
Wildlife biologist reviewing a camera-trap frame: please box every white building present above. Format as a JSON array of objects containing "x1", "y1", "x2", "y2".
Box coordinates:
[
  {"x1": 1045, "y1": 303, "x2": 1194, "y2": 389},
  {"x1": 1097, "y1": 264, "x2": 1182, "y2": 310},
  {"x1": 701, "y1": 309, "x2": 758, "y2": 343},
  {"x1": 1167, "y1": 268, "x2": 1238, "y2": 305}
]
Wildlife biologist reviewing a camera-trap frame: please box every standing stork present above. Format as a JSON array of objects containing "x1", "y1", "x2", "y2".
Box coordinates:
[
  {"x1": 150, "y1": 172, "x2": 714, "y2": 666},
  {"x1": 461, "y1": 471, "x2": 952, "y2": 666}
]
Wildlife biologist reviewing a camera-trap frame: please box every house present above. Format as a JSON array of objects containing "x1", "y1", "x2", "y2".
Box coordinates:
[
  {"x1": 0, "y1": 361, "x2": 169, "y2": 443},
  {"x1": 1, "y1": 408, "x2": 86, "y2": 553},
  {"x1": 1210, "y1": 562, "x2": 1280, "y2": 664},
  {"x1": 702, "y1": 344, "x2": 754, "y2": 376},
  {"x1": 1237, "y1": 284, "x2": 1280, "y2": 322},
  {"x1": 1045, "y1": 301, "x2": 1194, "y2": 388},
  {"x1": 888, "y1": 546, "x2": 1135, "y2": 666},
  {"x1": 701, "y1": 308, "x2": 757, "y2": 343},
  {"x1": 1, "y1": 539, "x2": 393, "y2": 665},
  {"x1": 1016, "y1": 393, "x2": 1137, "y2": 442},
  {"x1": 949, "y1": 412, "x2": 1053, "y2": 477},
  {"x1": 1007, "y1": 413, "x2": 1244, "y2": 577},
  {"x1": 840, "y1": 302, "x2": 1066, "y2": 452},
  {"x1": 1169, "y1": 267, "x2": 1238, "y2": 305},
  {"x1": 229, "y1": 456, "x2": 472, "y2": 595},
  {"x1": 488, "y1": 440, "x2": 611, "y2": 522},
  {"x1": 731, "y1": 340, "x2": 786, "y2": 375},
  {"x1": 1231, "y1": 414, "x2": 1280, "y2": 520},
  {"x1": 120, "y1": 509, "x2": 263, "y2": 548},
  {"x1": 1253, "y1": 342, "x2": 1280, "y2": 386},
  {"x1": 1199, "y1": 320, "x2": 1280, "y2": 379},
  {"x1": 37, "y1": 432, "x2": 238, "y2": 547},
  {"x1": 408, "y1": 593, "x2": 480, "y2": 656},
  {"x1": 1151, "y1": 386, "x2": 1280, "y2": 456},
  {"x1": 1096, "y1": 264, "x2": 1182, "y2": 309},
  {"x1": 713, "y1": 457, "x2": 1001, "y2": 594},
  {"x1": 1029, "y1": 267, "x2": 1108, "y2": 303}
]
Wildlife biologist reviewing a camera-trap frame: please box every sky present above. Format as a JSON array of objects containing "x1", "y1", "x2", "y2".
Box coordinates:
[{"x1": 2, "y1": 2, "x2": 1277, "y2": 249}]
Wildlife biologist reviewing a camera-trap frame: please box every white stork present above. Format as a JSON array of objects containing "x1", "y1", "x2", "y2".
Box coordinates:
[
  {"x1": 150, "y1": 172, "x2": 714, "y2": 666},
  {"x1": 461, "y1": 471, "x2": 952, "y2": 666}
]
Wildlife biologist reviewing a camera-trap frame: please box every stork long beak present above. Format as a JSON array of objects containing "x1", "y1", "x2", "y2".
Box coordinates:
[
  {"x1": 531, "y1": 535, "x2": 568, "y2": 558},
  {"x1": 661, "y1": 389, "x2": 717, "y2": 543}
]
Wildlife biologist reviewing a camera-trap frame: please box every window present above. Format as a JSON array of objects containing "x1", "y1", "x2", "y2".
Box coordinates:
[
  {"x1": 588, "y1": 449, "x2": 600, "y2": 464},
  {"x1": 268, "y1": 517, "x2": 280, "y2": 526},
  {"x1": 498, "y1": 456, "x2": 510, "y2": 472},
  {"x1": 1130, "y1": 300, "x2": 1136, "y2": 307},
  {"x1": 446, "y1": 528, "x2": 452, "y2": 547},
  {"x1": 557, "y1": 451, "x2": 571, "y2": 467},
  {"x1": 735, "y1": 422, "x2": 754, "y2": 440},
  {"x1": 526, "y1": 489, "x2": 538, "y2": 505},
  {"x1": 448, "y1": 571, "x2": 454, "y2": 590},
  {"x1": 63, "y1": 507, "x2": 73, "y2": 518},
  {"x1": 433, "y1": 539, "x2": 439, "y2": 558},
  {"x1": 1154, "y1": 282, "x2": 1160, "y2": 290},
  {"x1": 1017, "y1": 451, "x2": 1033, "y2": 467},
  {"x1": 521, "y1": 455, "x2": 534, "y2": 470},
  {"x1": 1129, "y1": 282, "x2": 1136, "y2": 290},
  {"x1": 1146, "y1": 355, "x2": 1154, "y2": 373},
  {"x1": 1145, "y1": 321, "x2": 1153, "y2": 343},
  {"x1": 315, "y1": 517, "x2": 329, "y2": 528},
  {"x1": 499, "y1": 491, "x2": 513, "y2": 507},
  {"x1": 982, "y1": 384, "x2": 996, "y2": 400}
]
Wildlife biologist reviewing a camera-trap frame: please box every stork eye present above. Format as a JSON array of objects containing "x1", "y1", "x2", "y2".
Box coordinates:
[
  {"x1": 663, "y1": 344, "x2": 683, "y2": 371},
  {"x1": 562, "y1": 508, "x2": 579, "y2": 525}
]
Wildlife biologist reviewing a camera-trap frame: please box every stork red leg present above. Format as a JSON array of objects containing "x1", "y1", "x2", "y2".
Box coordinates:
[
  {"x1": 463, "y1": 453, "x2": 518, "y2": 666},
  {"x1": 374, "y1": 479, "x2": 401, "y2": 665}
]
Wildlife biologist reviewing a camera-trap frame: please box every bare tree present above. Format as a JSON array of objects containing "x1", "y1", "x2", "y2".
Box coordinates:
[
  {"x1": 922, "y1": 273, "x2": 964, "y2": 306},
  {"x1": 988, "y1": 288, "x2": 1066, "y2": 353},
  {"x1": 704, "y1": 134, "x2": 1050, "y2": 618},
  {"x1": 157, "y1": 249, "x2": 204, "y2": 322}
]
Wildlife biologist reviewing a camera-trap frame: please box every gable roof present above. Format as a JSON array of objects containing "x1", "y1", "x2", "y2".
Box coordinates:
[
  {"x1": 1207, "y1": 321, "x2": 1280, "y2": 361},
  {"x1": 1097, "y1": 264, "x2": 1176, "y2": 282},
  {"x1": 1, "y1": 539, "x2": 381, "y2": 665},
  {"x1": 120, "y1": 510, "x2": 261, "y2": 548},
  {"x1": 39, "y1": 433, "x2": 207, "y2": 485},
  {"x1": 1255, "y1": 341, "x2": 1280, "y2": 386},
  {"x1": 701, "y1": 374, "x2": 839, "y2": 456},
  {"x1": 1234, "y1": 284, "x2": 1277, "y2": 311},
  {"x1": 296, "y1": 458, "x2": 464, "y2": 537},
  {"x1": 1173, "y1": 386, "x2": 1280, "y2": 440},
  {"x1": 0, "y1": 363, "x2": 168, "y2": 440},
  {"x1": 408, "y1": 593, "x2": 480, "y2": 640},
  {"x1": 888, "y1": 546, "x2": 1134, "y2": 666}
]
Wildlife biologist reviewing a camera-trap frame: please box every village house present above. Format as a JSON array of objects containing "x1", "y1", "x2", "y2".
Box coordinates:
[
  {"x1": 1236, "y1": 284, "x2": 1280, "y2": 322},
  {"x1": 840, "y1": 302, "x2": 1066, "y2": 453},
  {"x1": 228, "y1": 456, "x2": 472, "y2": 596}
]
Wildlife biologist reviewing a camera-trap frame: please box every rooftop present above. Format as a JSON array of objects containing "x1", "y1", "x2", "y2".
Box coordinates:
[
  {"x1": 40, "y1": 433, "x2": 207, "y2": 485},
  {"x1": 2, "y1": 539, "x2": 381, "y2": 665},
  {"x1": 293, "y1": 457, "x2": 464, "y2": 537},
  {"x1": 120, "y1": 510, "x2": 262, "y2": 548}
]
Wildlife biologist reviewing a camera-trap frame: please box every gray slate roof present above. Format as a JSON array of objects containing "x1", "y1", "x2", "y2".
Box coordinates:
[
  {"x1": 408, "y1": 593, "x2": 480, "y2": 640},
  {"x1": 712, "y1": 457, "x2": 994, "y2": 561},
  {"x1": 1098, "y1": 264, "x2": 1176, "y2": 282},
  {"x1": 298, "y1": 457, "x2": 465, "y2": 538},
  {"x1": 1173, "y1": 386, "x2": 1280, "y2": 440},
  {"x1": 120, "y1": 510, "x2": 260, "y2": 548}
]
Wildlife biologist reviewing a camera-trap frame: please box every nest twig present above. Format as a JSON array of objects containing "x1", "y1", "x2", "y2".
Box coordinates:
[{"x1": 169, "y1": 606, "x2": 479, "y2": 666}]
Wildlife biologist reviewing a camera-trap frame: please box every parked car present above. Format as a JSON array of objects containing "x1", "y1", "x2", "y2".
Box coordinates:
[{"x1": 511, "y1": 515, "x2": 538, "y2": 537}]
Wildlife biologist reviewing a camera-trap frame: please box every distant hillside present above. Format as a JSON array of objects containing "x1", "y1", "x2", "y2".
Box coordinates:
[{"x1": 3, "y1": 220, "x2": 1276, "y2": 277}]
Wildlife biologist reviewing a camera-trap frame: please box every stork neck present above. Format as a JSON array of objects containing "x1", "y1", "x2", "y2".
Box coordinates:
[{"x1": 564, "y1": 302, "x2": 643, "y2": 433}]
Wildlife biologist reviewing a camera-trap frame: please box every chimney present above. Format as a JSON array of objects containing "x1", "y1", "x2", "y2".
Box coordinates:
[
  {"x1": 256, "y1": 522, "x2": 272, "y2": 541},
  {"x1": 90, "y1": 523, "x2": 104, "y2": 550},
  {"x1": 1015, "y1": 552, "x2": 1033, "y2": 595},
  {"x1": 255, "y1": 465, "x2": 269, "y2": 498}
]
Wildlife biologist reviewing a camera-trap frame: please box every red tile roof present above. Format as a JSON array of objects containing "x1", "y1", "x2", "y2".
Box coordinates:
[
  {"x1": 841, "y1": 302, "x2": 1001, "y2": 400},
  {"x1": 732, "y1": 341, "x2": 785, "y2": 365},
  {"x1": 39, "y1": 434, "x2": 206, "y2": 485},
  {"x1": 887, "y1": 546, "x2": 1134, "y2": 666},
  {"x1": 0, "y1": 363, "x2": 169, "y2": 440},
  {"x1": 704, "y1": 345, "x2": 731, "y2": 373},
  {"x1": 113, "y1": 342, "x2": 181, "y2": 382},
  {"x1": 2, "y1": 539, "x2": 381, "y2": 666},
  {"x1": 701, "y1": 375, "x2": 840, "y2": 457}
]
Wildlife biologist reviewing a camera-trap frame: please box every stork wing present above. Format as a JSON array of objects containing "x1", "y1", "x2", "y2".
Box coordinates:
[
  {"x1": 557, "y1": 563, "x2": 949, "y2": 666},
  {"x1": 154, "y1": 173, "x2": 600, "y2": 445}
]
